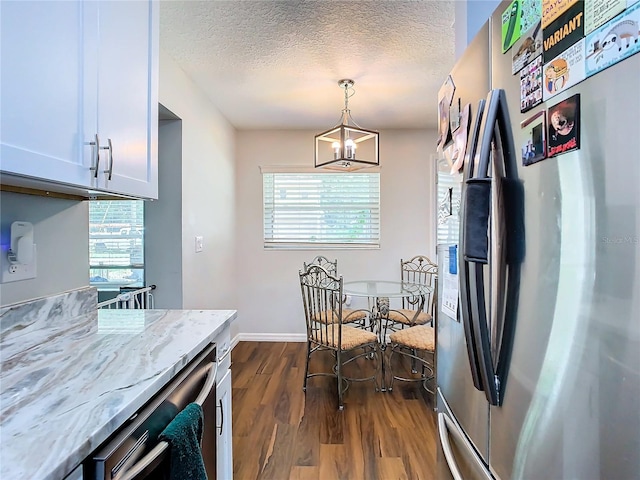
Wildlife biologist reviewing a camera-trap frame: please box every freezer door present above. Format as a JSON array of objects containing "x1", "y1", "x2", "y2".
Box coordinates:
[
  {"x1": 437, "y1": 389, "x2": 493, "y2": 480},
  {"x1": 489, "y1": 2, "x2": 640, "y2": 479}
]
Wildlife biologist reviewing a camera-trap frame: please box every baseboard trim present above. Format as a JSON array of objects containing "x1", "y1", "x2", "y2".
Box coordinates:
[{"x1": 231, "y1": 333, "x2": 306, "y2": 348}]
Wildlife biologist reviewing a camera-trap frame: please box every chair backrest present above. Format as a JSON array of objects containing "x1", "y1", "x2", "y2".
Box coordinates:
[
  {"x1": 299, "y1": 264, "x2": 343, "y2": 349},
  {"x1": 303, "y1": 255, "x2": 338, "y2": 276},
  {"x1": 401, "y1": 255, "x2": 437, "y2": 284},
  {"x1": 303, "y1": 256, "x2": 344, "y2": 307},
  {"x1": 400, "y1": 255, "x2": 438, "y2": 317}
]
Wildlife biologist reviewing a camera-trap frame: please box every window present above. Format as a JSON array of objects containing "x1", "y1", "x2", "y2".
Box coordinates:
[
  {"x1": 263, "y1": 171, "x2": 380, "y2": 248},
  {"x1": 436, "y1": 162, "x2": 461, "y2": 245},
  {"x1": 89, "y1": 200, "x2": 145, "y2": 288}
]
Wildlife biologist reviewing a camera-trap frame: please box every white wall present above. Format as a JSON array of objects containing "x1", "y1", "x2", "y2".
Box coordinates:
[
  {"x1": 234, "y1": 129, "x2": 437, "y2": 339},
  {"x1": 0, "y1": 192, "x2": 88, "y2": 306},
  {"x1": 156, "y1": 49, "x2": 237, "y2": 315}
]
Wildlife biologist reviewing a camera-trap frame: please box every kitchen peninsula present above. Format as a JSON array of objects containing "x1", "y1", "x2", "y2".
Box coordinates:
[{"x1": 0, "y1": 288, "x2": 236, "y2": 480}]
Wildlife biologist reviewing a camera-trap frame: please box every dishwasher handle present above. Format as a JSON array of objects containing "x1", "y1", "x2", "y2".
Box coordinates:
[
  {"x1": 195, "y1": 361, "x2": 218, "y2": 406},
  {"x1": 116, "y1": 361, "x2": 218, "y2": 480}
]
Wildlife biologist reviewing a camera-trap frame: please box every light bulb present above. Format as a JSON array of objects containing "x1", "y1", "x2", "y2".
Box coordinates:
[
  {"x1": 332, "y1": 141, "x2": 341, "y2": 160},
  {"x1": 345, "y1": 138, "x2": 356, "y2": 159}
]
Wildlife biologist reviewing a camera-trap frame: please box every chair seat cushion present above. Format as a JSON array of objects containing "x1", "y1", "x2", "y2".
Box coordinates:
[
  {"x1": 312, "y1": 325, "x2": 378, "y2": 350},
  {"x1": 386, "y1": 309, "x2": 431, "y2": 325},
  {"x1": 343, "y1": 308, "x2": 368, "y2": 322},
  {"x1": 389, "y1": 325, "x2": 435, "y2": 351},
  {"x1": 312, "y1": 309, "x2": 367, "y2": 324}
]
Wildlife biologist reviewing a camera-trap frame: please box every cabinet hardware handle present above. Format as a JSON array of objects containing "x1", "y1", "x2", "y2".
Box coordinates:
[
  {"x1": 217, "y1": 398, "x2": 224, "y2": 435},
  {"x1": 89, "y1": 133, "x2": 100, "y2": 178},
  {"x1": 103, "y1": 138, "x2": 114, "y2": 180}
]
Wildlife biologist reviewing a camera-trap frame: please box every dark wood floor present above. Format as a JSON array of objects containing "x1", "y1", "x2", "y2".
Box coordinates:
[{"x1": 231, "y1": 341, "x2": 438, "y2": 480}]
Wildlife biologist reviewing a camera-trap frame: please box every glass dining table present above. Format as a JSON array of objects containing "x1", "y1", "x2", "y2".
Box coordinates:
[
  {"x1": 343, "y1": 280, "x2": 433, "y2": 328},
  {"x1": 343, "y1": 280, "x2": 432, "y2": 299}
]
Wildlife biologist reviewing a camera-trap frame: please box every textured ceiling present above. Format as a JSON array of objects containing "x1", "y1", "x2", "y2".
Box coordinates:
[{"x1": 160, "y1": 0, "x2": 456, "y2": 130}]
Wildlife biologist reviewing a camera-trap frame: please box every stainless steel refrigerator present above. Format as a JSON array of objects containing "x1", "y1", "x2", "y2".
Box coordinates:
[{"x1": 436, "y1": 2, "x2": 640, "y2": 479}]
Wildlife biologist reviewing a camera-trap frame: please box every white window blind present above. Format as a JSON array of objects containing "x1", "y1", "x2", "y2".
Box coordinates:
[
  {"x1": 89, "y1": 200, "x2": 145, "y2": 288},
  {"x1": 436, "y1": 157, "x2": 461, "y2": 246},
  {"x1": 263, "y1": 172, "x2": 380, "y2": 248}
]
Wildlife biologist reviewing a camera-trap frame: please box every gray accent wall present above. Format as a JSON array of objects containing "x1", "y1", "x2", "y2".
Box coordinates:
[
  {"x1": 0, "y1": 191, "x2": 89, "y2": 306},
  {"x1": 145, "y1": 115, "x2": 184, "y2": 309}
]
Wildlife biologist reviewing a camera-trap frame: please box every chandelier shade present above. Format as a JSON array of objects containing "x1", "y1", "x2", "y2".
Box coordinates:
[{"x1": 314, "y1": 79, "x2": 379, "y2": 172}]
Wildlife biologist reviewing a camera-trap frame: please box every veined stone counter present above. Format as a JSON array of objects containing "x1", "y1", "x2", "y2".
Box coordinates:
[{"x1": 0, "y1": 289, "x2": 236, "y2": 480}]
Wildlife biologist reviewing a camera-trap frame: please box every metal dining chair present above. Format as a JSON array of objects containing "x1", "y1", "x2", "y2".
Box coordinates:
[
  {"x1": 383, "y1": 255, "x2": 437, "y2": 399},
  {"x1": 384, "y1": 255, "x2": 437, "y2": 334},
  {"x1": 303, "y1": 255, "x2": 369, "y2": 326},
  {"x1": 299, "y1": 264, "x2": 381, "y2": 410},
  {"x1": 387, "y1": 323, "x2": 436, "y2": 396}
]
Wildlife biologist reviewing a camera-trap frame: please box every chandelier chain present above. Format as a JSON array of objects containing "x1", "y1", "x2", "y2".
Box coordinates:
[{"x1": 338, "y1": 81, "x2": 361, "y2": 129}]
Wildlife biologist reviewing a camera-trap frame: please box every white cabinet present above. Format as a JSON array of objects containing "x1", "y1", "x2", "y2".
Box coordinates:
[
  {"x1": 217, "y1": 369, "x2": 233, "y2": 480},
  {"x1": 0, "y1": 0, "x2": 158, "y2": 199},
  {"x1": 92, "y1": 0, "x2": 158, "y2": 199},
  {"x1": 0, "y1": 1, "x2": 94, "y2": 188},
  {"x1": 215, "y1": 326, "x2": 233, "y2": 479}
]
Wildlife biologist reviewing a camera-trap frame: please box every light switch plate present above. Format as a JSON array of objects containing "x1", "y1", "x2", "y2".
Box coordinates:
[
  {"x1": 0, "y1": 244, "x2": 37, "y2": 283},
  {"x1": 195, "y1": 236, "x2": 204, "y2": 253}
]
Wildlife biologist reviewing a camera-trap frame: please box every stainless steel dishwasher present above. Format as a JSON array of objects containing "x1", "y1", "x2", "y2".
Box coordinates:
[{"x1": 85, "y1": 343, "x2": 218, "y2": 480}]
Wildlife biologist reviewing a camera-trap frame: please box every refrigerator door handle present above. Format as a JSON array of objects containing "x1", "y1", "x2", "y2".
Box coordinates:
[
  {"x1": 438, "y1": 412, "x2": 493, "y2": 480},
  {"x1": 458, "y1": 98, "x2": 486, "y2": 391},
  {"x1": 489, "y1": 87, "x2": 524, "y2": 402},
  {"x1": 468, "y1": 260, "x2": 497, "y2": 404},
  {"x1": 462, "y1": 89, "x2": 501, "y2": 265},
  {"x1": 463, "y1": 89, "x2": 512, "y2": 406}
]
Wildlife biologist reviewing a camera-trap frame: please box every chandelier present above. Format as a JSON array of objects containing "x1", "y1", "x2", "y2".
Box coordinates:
[{"x1": 314, "y1": 79, "x2": 379, "y2": 171}]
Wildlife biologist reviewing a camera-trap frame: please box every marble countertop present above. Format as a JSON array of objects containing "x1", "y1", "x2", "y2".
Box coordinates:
[{"x1": 0, "y1": 306, "x2": 237, "y2": 480}]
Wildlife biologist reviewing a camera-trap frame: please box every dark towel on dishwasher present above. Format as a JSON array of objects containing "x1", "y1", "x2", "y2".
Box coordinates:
[
  {"x1": 133, "y1": 400, "x2": 178, "y2": 443},
  {"x1": 159, "y1": 402, "x2": 207, "y2": 480}
]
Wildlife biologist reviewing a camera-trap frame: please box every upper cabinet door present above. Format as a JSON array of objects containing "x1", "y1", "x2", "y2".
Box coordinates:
[
  {"x1": 95, "y1": 0, "x2": 159, "y2": 200},
  {"x1": 0, "y1": 0, "x2": 158, "y2": 199},
  {"x1": 0, "y1": 1, "x2": 98, "y2": 188}
]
